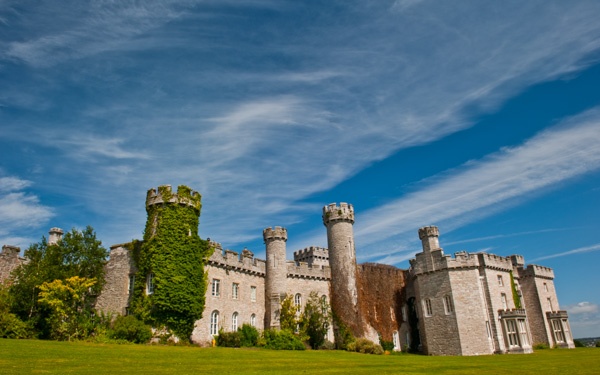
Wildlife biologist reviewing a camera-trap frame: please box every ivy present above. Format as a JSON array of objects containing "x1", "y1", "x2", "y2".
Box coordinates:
[
  {"x1": 129, "y1": 185, "x2": 210, "y2": 341},
  {"x1": 509, "y1": 271, "x2": 522, "y2": 309}
]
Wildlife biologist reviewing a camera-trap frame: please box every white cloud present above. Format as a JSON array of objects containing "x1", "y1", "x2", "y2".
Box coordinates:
[
  {"x1": 566, "y1": 302, "x2": 599, "y2": 315},
  {"x1": 530, "y1": 244, "x2": 600, "y2": 263},
  {"x1": 353, "y1": 108, "x2": 600, "y2": 261}
]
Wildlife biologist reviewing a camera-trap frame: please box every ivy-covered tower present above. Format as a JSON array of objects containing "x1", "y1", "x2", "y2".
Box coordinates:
[{"x1": 131, "y1": 185, "x2": 210, "y2": 340}]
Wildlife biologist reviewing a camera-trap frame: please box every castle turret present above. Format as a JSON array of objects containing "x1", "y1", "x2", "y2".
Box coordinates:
[
  {"x1": 263, "y1": 226, "x2": 288, "y2": 329},
  {"x1": 323, "y1": 203, "x2": 363, "y2": 337},
  {"x1": 48, "y1": 227, "x2": 64, "y2": 245},
  {"x1": 418, "y1": 226, "x2": 441, "y2": 272}
]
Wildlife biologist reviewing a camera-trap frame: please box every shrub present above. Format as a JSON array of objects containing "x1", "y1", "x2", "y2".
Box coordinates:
[
  {"x1": 319, "y1": 340, "x2": 335, "y2": 350},
  {"x1": 0, "y1": 312, "x2": 34, "y2": 339},
  {"x1": 574, "y1": 339, "x2": 584, "y2": 347},
  {"x1": 380, "y1": 339, "x2": 395, "y2": 352},
  {"x1": 347, "y1": 338, "x2": 384, "y2": 355},
  {"x1": 216, "y1": 329, "x2": 241, "y2": 348},
  {"x1": 533, "y1": 343, "x2": 550, "y2": 350},
  {"x1": 109, "y1": 315, "x2": 152, "y2": 344},
  {"x1": 263, "y1": 329, "x2": 305, "y2": 350},
  {"x1": 595, "y1": 341, "x2": 600, "y2": 348},
  {"x1": 238, "y1": 324, "x2": 259, "y2": 347}
]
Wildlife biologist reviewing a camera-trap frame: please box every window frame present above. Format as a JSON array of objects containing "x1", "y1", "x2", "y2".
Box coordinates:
[
  {"x1": 212, "y1": 279, "x2": 221, "y2": 297},
  {"x1": 443, "y1": 295, "x2": 454, "y2": 315},
  {"x1": 210, "y1": 310, "x2": 219, "y2": 336},
  {"x1": 232, "y1": 282, "x2": 239, "y2": 300}
]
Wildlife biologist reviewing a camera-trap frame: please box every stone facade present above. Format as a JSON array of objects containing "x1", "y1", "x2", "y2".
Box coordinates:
[{"x1": 1, "y1": 186, "x2": 574, "y2": 355}]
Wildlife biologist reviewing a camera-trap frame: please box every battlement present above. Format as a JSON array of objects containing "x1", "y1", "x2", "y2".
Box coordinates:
[
  {"x1": 411, "y1": 249, "x2": 481, "y2": 275},
  {"x1": 146, "y1": 185, "x2": 201, "y2": 212},
  {"x1": 510, "y1": 254, "x2": 525, "y2": 267},
  {"x1": 322, "y1": 202, "x2": 354, "y2": 225},
  {"x1": 263, "y1": 226, "x2": 288, "y2": 242},
  {"x1": 287, "y1": 261, "x2": 330, "y2": 280},
  {"x1": 499, "y1": 308, "x2": 527, "y2": 318},
  {"x1": 476, "y1": 252, "x2": 514, "y2": 271},
  {"x1": 521, "y1": 264, "x2": 554, "y2": 280},
  {"x1": 207, "y1": 247, "x2": 266, "y2": 276},
  {"x1": 1, "y1": 245, "x2": 20, "y2": 257},
  {"x1": 293, "y1": 246, "x2": 329, "y2": 266},
  {"x1": 418, "y1": 226, "x2": 439, "y2": 240}
]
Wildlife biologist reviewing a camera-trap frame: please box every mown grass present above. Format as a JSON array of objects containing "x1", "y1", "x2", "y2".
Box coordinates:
[{"x1": 1, "y1": 339, "x2": 598, "y2": 374}]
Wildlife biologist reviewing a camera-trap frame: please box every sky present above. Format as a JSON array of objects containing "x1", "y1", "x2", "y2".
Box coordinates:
[{"x1": 1, "y1": 1, "x2": 600, "y2": 338}]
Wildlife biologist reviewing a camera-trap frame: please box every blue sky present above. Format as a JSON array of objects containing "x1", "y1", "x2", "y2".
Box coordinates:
[{"x1": 1, "y1": 1, "x2": 600, "y2": 338}]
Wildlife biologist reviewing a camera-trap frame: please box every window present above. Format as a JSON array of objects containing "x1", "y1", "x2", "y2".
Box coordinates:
[
  {"x1": 232, "y1": 312, "x2": 239, "y2": 331},
  {"x1": 423, "y1": 298, "x2": 433, "y2": 317},
  {"x1": 146, "y1": 273, "x2": 154, "y2": 295},
  {"x1": 210, "y1": 310, "x2": 219, "y2": 336},
  {"x1": 321, "y1": 295, "x2": 328, "y2": 315},
  {"x1": 128, "y1": 275, "x2": 135, "y2": 295},
  {"x1": 393, "y1": 331, "x2": 400, "y2": 351},
  {"x1": 486, "y1": 321, "x2": 492, "y2": 338},
  {"x1": 505, "y1": 319, "x2": 519, "y2": 347},
  {"x1": 250, "y1": 314, "x2": 256, "y2": 327},
  {"x1": 250, "y1": 286, "x2": 257, "y2": 302},
  {"x1": 295, "y1": 293, "x2": 302, "y2": 307},
  {"x1": 232, "y1": 283, "x2": 239, "y2": 300},
  {"x1": 212, "y1": 279, "x2": 220, "y2": 297},
  {"x1": 402, "y1": 305, "x2": 408, "y2": 321},
  {"x1": 518, "y1": 319, "x2": 529, "y2": 346},
  {"x1": 547, "y1": 298, "x2": 553, "y2": 311},
  {"x1": 497, "y1": 275, "x2": 504, "y2": 287},
  {"x1": 543, "y1": 282, "x2": 548, "y2": 292},
  {"x1": 562, "y1": 319, "x2": 571, "y2": 341},
  {"x1": 443, "y1": 295, "x2": 454, "y2": 314},
  {"x1": 501, "y1": 293, "x2": 508, "y2": 310},
  {"x1": 390, "y1": 307, "x2": 396, "y2": 322},
  {"x1": 552, "y1": 319, "x2": 565, "y2": 343}
]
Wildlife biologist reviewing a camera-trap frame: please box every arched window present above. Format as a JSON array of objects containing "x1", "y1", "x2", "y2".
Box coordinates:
[
  {"x1": 250, "y1": 314, "x2": 256, "y2": 327},
  {"x1": 146, "y1": 273, "x2": 154, "y2": 295},
  {"x1": 321, "y1": 295, "x2": 328, "y2": 314},
  {"x1": 295, "y1": 293, "x2": 302, "y2": 307},
  {"x1": 210, "y1": 310, "x2": 219, "y2": 336},
  {"x1": 232, "y1": 312, "x2": 239, "y2": 331}
]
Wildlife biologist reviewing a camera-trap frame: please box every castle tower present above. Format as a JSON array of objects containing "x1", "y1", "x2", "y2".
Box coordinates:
[
  {"x1": 263, "y1": 226, "x2": 288, "y2": 329},
  {"x1": 322, "y1": 202, "x2": 363, "y2": 337},
  {"x1": 418, "y1": 226, "x2": 440, "y2": 272},
  {"x1": 48, "y1": 227, "x2": 64, "y2": 245}
]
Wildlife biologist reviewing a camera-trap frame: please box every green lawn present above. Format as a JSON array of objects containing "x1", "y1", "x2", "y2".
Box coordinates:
[{"x1": 1, "y1": 339, "x2": 598, "y2": 374}]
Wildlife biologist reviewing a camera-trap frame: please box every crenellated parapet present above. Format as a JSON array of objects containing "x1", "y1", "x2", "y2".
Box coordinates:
[
  {"x1": 322, "y1": 202, "x2": 354, "y2": 225},
  {"x1": 287, "y1": 261, "x2": 331, "y2": 280},
  {"x1": 207, "y1": 247, "x2": 266, "y2": 276},
  {"x1": 476, "y1": 253, "x2": 514, "y2": 272},
  {"x1": 520, "y1": 264, "x2": 555, "y2": 280},
  {"x1": 146, "y1": 185, "x2": 202, "y2": 213},
  {"x1": 293, "y1": 246, "x2": 329, "y2": 267},
  {"x1": 263, "y1": 226, "x2": 288, "y2": 243},
  {"x1": 418, "y1": 226, "x2": 439, "y2": 240}
]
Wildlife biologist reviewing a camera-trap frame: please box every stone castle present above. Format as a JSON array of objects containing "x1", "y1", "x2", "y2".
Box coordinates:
[{"x1": 0, "y1": 185, "x2": 575, "y2": 355}]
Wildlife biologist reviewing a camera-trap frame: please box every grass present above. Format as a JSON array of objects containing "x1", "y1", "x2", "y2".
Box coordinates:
[{"x1": 1, "y1": 339, "x2": 598, "y2": 374}]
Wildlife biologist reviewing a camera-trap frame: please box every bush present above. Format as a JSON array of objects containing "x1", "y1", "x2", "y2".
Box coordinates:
[
  {"x1": 239, "y1": 324, "x2": 259, "y2": 347},
  {"x1": 574, "y1": 339, "x2": 585, "y2": 347},
  {"x1": 595, "y1": 341, "x2": 600, "y2": 348},
  {"x1": 108, "y1": 315, "x2": 152, "y2": 344},
  {"x1": 380, "y1": 339, "x2": 395, "y2": 352},
  {"x1": 318, "y1": 340, "x2": 335, "y2": 350},
  {"x1": 216, "y1": 329, "x2": 241, "y2": 348},
  {"x1": 533, "y1": 343, "x2": 550, "y2": 350},
  {"x1": 347, "y1": 338, "x2": 384, "y2": 355},
  {"x1": 0, "y1": 312, "x2": 34, "y2": 339},
  {"x1": 263, "y1": 329, "x2": 305, "y2": 350}
]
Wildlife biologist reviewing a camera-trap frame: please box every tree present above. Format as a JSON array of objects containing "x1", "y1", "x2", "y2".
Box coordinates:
[
  {"x1": 38, "y1": 276, "x2": 97, "y2": 340},
  {"x1": 9, "y1": 226, "x2": 108, "y2": 337},
  {"x1": 278, "y1": 294, "x2": 300, "y2": 332},
  {"x1": 300, "y1": 292, "x2": 331, "y2": 349}
]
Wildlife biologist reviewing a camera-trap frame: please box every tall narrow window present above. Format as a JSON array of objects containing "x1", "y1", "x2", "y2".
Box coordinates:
[
  {"x1": 146, "y1": 273, "x2": 154, "y2": 295},
  {"x1": 390, "y1": 307, "x2": 396, "y2": 322},
  {"x1": 518, "y1": 319, "x2": 529, "y2": 346},
  {"x1": 501, "y1": 293, "x2": 508, "y2": 310},
  {"x1": 128, "y1": 274, "x2": 135, "y2": 296},
  {"x1": 210, "y1": 310, "x2": 219, "y2": 336},
  {"x1": 443, "y1": 295, "x2": 454, "y2": 314},
  {"x1": 543, "y1": 282, "x2": 548, "y2": 292},
  {"x1": 423, "y1": 298, "x2": 433, "y2": 317},
  {"x1": 250, "y1": 314, "x2": 256, "y2": 327},
  {"x1": 321, "y1": 295, "x2": 328, "y2": 315},
  {"x1": 393, "y1": 331, "x2": 400, "y2": 351},
  {"x1": 552, "y1": 320, "x2": 564, "y2": 342},
  {"x1": 295, "y1": 293, "x2": 302, "y2": 307},
  {"x1": 250, "y1": 286, "x2": 257, "y2": 302},
  {"x1": 232, "y1": 312, "x2": 239, "y2": 331},
  {"x1": 561, "y1": 319, "x2": 571, "y2": 341},
  {"x1": 232, "y1": 283, "x2": 239, "y2": 300},
  {"x1": 212, "y1": 279, "x2": 221, "y2": 297},
  {"x1": 497, "y1": 275, "x2": 504, "y2": 286},
  {"x1": 547, "y1": 298, "x2": 553, "y2": 311},
  {"x1": 505, "y1": 319, "x2": 519, "y2": 347}
]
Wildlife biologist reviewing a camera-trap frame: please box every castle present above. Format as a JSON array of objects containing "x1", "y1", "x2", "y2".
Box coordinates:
[{"x1": 0, "y1": 185, "x2": 575, "y2": 355}]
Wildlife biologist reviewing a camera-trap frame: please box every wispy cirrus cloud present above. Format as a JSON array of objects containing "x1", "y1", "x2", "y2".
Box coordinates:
[
  {"x1": 530, "y1": 244, "x2": 600, "y2": 263},
  {"x1": 353, "y1": 108, "x2": 600, "y2": 262}
]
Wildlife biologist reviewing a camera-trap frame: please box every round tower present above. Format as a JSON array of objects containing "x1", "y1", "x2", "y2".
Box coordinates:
[
  {"x1": 48, "y1": 227, "x2": 64, "y2": 245},
  {"x1": 418, "y1": 226, "x2": 440, "y2": 253},
  {"x1": 263, "y1": 226, "x2": 288, "y2": 329},
  {"x1": 322, "y1": 202, "x2": 362, "y2": 337},
  {"x1": 145, "y1": 185, "x2": 202, "y2": 238}
]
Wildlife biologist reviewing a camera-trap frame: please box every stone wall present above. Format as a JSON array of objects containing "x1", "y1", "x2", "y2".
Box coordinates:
[
  {"x1": 0, "y1": 245, "x2": 24, "y2": 284},
  {"x1": 95, "y1": 243, "x2": 136, "y2": 316}
]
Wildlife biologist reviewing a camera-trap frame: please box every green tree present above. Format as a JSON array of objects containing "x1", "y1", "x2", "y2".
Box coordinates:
[
  {"x1": 279, "y1": 294, "x2": 300, "y2": 332},
  {"x1": 300, "y1": 292, "x2": 331, "y2": 349},
  {"x1": 38, "y1": 276, "x2": 97, "y2": 340},
  {"x1": 0, "y1": 283, "x2": 32, "y2": 338},
  {"x1": 9, "y1": 226, "x2": 108, "y2": 337}
]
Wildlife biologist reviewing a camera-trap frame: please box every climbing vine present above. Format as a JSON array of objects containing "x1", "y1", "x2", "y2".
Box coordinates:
[
  {"x1": 129, "y1": 185, "x2": 211, "y2": 341},
  {"x1": 509, "y1": 271, "x2": 522, "y2": 309}
]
